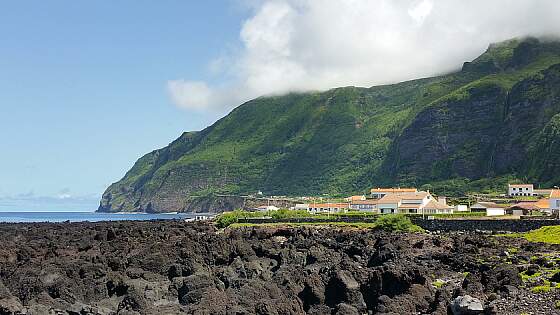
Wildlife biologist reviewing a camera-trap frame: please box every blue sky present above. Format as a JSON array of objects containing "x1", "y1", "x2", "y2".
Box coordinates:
[
  {"x1": 2, "y1": 0, "x2": 558, "y2": 211},
  {"x1": 0, "y1": 1, "x2": 248, "y2": 211}
]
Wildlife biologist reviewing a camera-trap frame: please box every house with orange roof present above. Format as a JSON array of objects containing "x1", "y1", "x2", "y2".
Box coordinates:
[
  {"x1": 535, "y1": 198, "x2": 550, "y2": 213},
  {"x1": 370, "y1": 187, "x2": 417, "y2": 199},
  {"x1": 506, "y1": 202, "x2": 542, "y2": 216}
]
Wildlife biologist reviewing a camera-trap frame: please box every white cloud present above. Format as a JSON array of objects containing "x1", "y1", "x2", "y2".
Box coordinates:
[
  {"x1": 167, "y1": 80, "x2": 212, "y2": 110},
  {"x1": 169, "y1": 0, "x2": 560, "y2": 111}
]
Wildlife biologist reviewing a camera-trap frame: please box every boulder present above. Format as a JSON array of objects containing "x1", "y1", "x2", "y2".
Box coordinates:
[
  {"x1": 450, "y1": 295, "x2": 484, "y2": 315},
  {"x1": 335, "y1": 303, "x2": 360, "y2": 315}
]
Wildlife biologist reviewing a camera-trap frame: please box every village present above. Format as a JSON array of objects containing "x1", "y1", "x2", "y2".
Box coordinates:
[{"x1": 250, "y1": 184, "x2": 560, "y2": 219}]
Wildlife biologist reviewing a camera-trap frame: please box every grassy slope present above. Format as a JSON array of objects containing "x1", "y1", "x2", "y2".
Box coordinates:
[{"x1": 100, "y1": 38, "x2": 560, "y2": 211}]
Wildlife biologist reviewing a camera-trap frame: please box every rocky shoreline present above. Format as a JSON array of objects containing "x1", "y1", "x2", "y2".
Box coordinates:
[{"x1": 0, "y1": 221, "x2": 559, "y2": 314}]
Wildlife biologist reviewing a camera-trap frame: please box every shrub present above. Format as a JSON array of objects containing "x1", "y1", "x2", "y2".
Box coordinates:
[
  {"x1": 269, "y1": 209, "x2": 309, "y2": 219},
  {"x1": 215, "y1": 209, "x2": 264, "y2": 228},
  {"x1": 374, "y1": 214, "x2": 424, "y2": 233},
  {"x1": 215, "y1": 211, "x2": 241, "y2": 228}
]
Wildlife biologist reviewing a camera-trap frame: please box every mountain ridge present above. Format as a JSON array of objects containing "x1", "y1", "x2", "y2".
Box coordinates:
[{"x1": 99, "y1": 37, "x2": 560, "y2": 213}]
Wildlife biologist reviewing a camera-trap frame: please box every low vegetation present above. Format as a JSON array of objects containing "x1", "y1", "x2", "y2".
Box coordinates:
[
  {"x1": 374, "y1": 214, "x2": 424, "y2": 232},
  {"x1": 216, "y1": 210, "x2": 424, "y2": 232},
  {"x1": 500, "y1": 226, "x2": 560, "y2": 244}
]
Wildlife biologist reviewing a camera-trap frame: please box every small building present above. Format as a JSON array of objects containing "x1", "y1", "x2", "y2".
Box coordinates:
[
  {"x1": 256, "y1": 205, "x2": 279, "y2": 212},
  {"x1": 349, "y1": 199, "x2": 378, "y2": 212},
  {"x1": 506, "y1": 202, "x2": 541, "y2": 216},
  {"x1": 471, "y1": 202, "x2": 505, "y2": 216},
  {"x1": 307, "y1": 203, "x2": 349, "y2": 213},
  {"x1": 370, "y1": 187, "x2": 417, "y2": 199},
  {"x1": 454, "y1": 205, "x2": 469, "y2": 212},
  {"x1": 508, "y1": 184, "x2": 535, "y2": 197}
]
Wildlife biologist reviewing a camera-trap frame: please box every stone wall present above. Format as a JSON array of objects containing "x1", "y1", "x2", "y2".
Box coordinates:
[
  {"x1": 237, "y1": 217, "x2": 560, "y2": 232},
  {"x1": 411, "y1": 218, "x2": 560, "y2": 232}
]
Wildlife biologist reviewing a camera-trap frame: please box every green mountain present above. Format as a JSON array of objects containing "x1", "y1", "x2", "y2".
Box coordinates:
[{"x1": 99, "y1": 37, "x2": 560, "y2": 213}]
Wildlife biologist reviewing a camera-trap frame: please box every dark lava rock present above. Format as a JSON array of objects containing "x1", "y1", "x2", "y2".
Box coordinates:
[
  {"x1": 526, "y1": 264, "x2": 540, "y2": 276},
  {"x1": 0, "y1": 221, "x2": 549, "y2": 314},
  {"x1": 550, "y1": 271, "x2": 560, "y2": 283}
]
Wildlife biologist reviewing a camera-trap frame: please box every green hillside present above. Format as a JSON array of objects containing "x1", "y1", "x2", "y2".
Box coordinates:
[{"x1": 99, "y1": 37, "x2": 560, "y2": 213}]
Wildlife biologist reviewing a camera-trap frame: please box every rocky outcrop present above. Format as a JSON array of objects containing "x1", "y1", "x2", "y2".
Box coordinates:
[{"x1": 385, "y1": 61, "x2": 560, "y2": 184}]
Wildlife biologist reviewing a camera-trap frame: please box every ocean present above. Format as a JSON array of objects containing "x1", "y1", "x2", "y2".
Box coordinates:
[{"x1": 0, "y1": 211, "x2": 203, "y2": 223}]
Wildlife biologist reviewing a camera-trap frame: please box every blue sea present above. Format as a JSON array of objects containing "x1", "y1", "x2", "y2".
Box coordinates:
[{"x1": 0, "y1": 211, "x2": 201, "y2": 223}]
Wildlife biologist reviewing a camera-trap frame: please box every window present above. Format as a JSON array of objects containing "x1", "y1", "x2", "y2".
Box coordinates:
[
  {"x1": 513, "y1": 187, "x2": 516, "y2": 191},
  {"x1": 526, "y1": 188, "x2": 529, "y2": 191}
]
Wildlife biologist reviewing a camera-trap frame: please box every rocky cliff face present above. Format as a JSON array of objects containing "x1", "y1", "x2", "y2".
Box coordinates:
[
  {"x1": 99, "y1": 38, "x2": 560, "y2": 213},
  {"x1": 386, "y1": 61, "x2": 560, "y2": 184}
]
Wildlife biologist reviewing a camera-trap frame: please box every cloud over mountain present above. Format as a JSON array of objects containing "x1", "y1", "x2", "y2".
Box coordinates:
[{"x1": 168, "y1": 0, "x2": 560, "y2": 111}]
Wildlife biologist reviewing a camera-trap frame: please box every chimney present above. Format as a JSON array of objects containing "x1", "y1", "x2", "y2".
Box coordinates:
[{"x1": 439, "y1": 196, "x2": 447, "y2": 206}]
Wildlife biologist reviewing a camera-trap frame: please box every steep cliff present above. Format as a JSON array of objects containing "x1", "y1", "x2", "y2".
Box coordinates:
[{"x1": 99, "y1": 38, "x2": 560, "y2": 213}]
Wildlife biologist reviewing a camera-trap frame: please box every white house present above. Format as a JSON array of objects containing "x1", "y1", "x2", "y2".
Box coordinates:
[
  {"x1": 422, "y1": 199, "x2": 454, "y2": 214},
  {"x1": 370, "y1": 187, "x2": 417, "y2": 199},
  {"x1": 307, "y1": 203, "x2": 349, "y2": 213},
  {"x1": 376, "y1": 191, "x2": 451, "y2": 215},
  {"x1": 508, "y1": 184, "x2": 535, "y2": 197},
  {"x1": 397, "y1": 192, "x2": 432, "y2": 214},
  {"x1": 550, "y1": 190, "x2": 560, "y2": 216}
]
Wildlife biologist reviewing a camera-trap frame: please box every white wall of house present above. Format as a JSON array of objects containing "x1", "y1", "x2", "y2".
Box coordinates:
[
  {"x1": 508, "y1": 185, "x2": 535, "y2": 196},
  {"x1": 486, "y1": 208, "x2": 505, "y2": 216},
  {"x1": 349, "y1": 204, "x2": 377, "y2": 212},
  {"x1": 378, "y1": 202, "x2": 399, "y2": 214},
  {"x1": 455, "y1": 205, "x2": 468, "y2": 212},
  {"x1": 550, "y1": 198, "x2": 560, "y2": 212}
]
